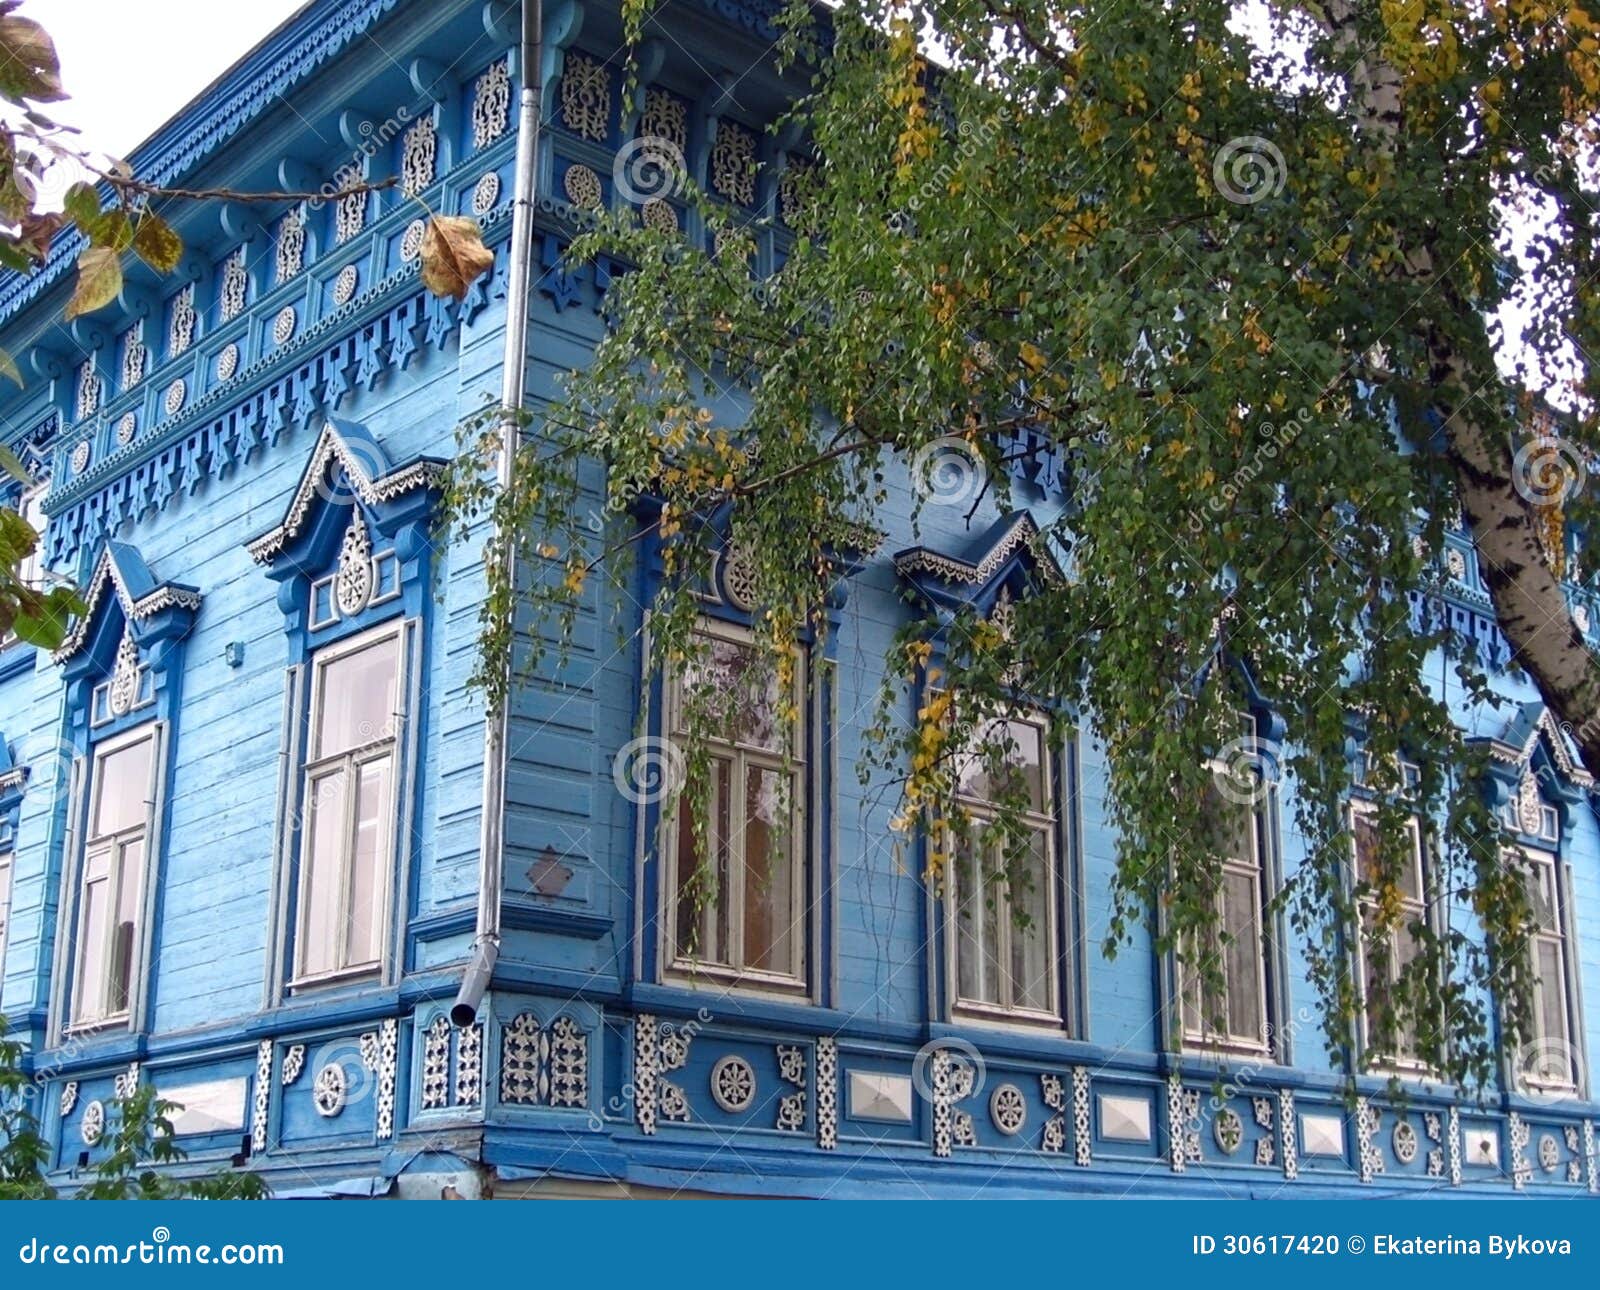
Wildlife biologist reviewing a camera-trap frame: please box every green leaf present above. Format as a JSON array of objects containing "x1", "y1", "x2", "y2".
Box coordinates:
[
  {"x1": 130, "y1": 211, "x2": 181, "y2": 274},
  {"x1": 82, "y1": 207, "x2": 132, "y2": 252},
  {"x1": 0, "y1": 13, "x2": 65, "y2": 105},
  {"x1": 64, "y1": 245, "x2": 121, "y2": 320},
  {"x1": 0, "y1": 442, "x2": 29, "y2": 484},
  {"x1": 62, "y1": 180, "x2": 98, "y2": 227}
]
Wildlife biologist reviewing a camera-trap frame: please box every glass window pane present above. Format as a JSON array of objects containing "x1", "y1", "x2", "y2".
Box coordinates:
[
  {"x1": 345, "y1": 758, "x2": 390, "y2": 969},
  {"x1": 685, "y1": 634, "x2": 783, "y2": 750},
  {"x1": 1223, "y1": 869, "x2": 1264, "y2": 1041},
  {"x1": 75, "y1": 863, "x2": 110, "y2": 1018},
  {"x1": 93, "y1": 737, "x2": 153, "y2": 838},
  {"x1": 674, "y1": 759, "x2": 731, "y2": 965},
  {"x1": 953, "y1": 838, "x2": 1002, "y2": 1006},
  {"x1": 958, "y1": 720, "x2": 1048, "y2": 814},
  {"x1": 1536, "y1": 938, "x2": 1567, "y2": 1048},
  {"x1": 1398, "y1": 824, "x2": 1424, "y2": 902},
  {"x1": 108, "y1": 838, "x2": 143, "y2": 1014},
  {"x1": 741, "y1": 764, "x2": 795, "y2": 973},
  {"x1": 315, "y1": 635, "x2": 400, "y2": 758},
  {"x1": 298, "y1": 768, "x2": 348, "y2": 977},
  {"x1": 1007, "y1": 830, "x2": 1053, "y2": 1012}
]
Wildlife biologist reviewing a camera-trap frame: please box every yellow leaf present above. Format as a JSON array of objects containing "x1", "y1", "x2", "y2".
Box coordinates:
[
  {"x1": 420, "y1": 215, "x2": 494, "y2": 300},
  {"x1": 65, "y1": 246, "x2": 122, "y2": 321}
]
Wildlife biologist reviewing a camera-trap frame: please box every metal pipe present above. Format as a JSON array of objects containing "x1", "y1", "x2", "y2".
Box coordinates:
[{"x1": 454, "y1": 0, "x2": 543, "y2": 1028}]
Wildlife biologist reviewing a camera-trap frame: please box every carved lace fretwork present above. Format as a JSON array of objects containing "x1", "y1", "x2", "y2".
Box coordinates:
[
  {"x1": 455, "y1": 1022, "x2": 483, "y2": 1108},
  {"x1": 219, "y1": 248, "x2": 248, "y2": 321},
  {"x1": 60, "y1": 1081, "x2": 78, "y2": 1117},
  {"x1": 121, "y1": 329, "x2": 145, "y2": 389},
  {"x1": 1279, "y1": 1089, "x2": 1298, "y2": 1180},
  {"x1": 1072, "y1": 1067, "x2": 1092, "y2": 1166},
  {"x1": 638, "y1": 88, "x2": 687, "y2": 159},
  {"x1": 422, "y1": 1015, "x2": 451, "y2": 1110},
  {"x1": 559, "y1": 52, "x2": 610, "y2": 141},
  {"x1": 401, "y1": 115, "x2": 437, "y2": 196},
  {"x1": 335, "y1": 188, "x2": 366, "y2": 244},
  {"x1": 375, "y1": 1018, "x2": 398, "y2": 1139},
  {"x1": 75, "y1": 361, "x2": 100, "y2": 421},
  {"x1": 774, "y1": 1044, "x2": 806, "y2": 1131},
  {"x1": 275, "y1": 210, "x2": 305, "y2": 283},
  {"x1": 634, "y1": 1013, "x2": 659, "y2": 1135},
  {"x1": 1041, "y1": 1073, "x2": 1065, "y2": 1154},
  {"x1": 334, "y1": 511, "x2": 374, "y2": 617},
  {"x1": 1356, "y1": 1097, "x2": 1383, "y2": 1183},
  {"x1": 1448, "y1": 1105, "x2": 1462, "y2": 1186},
  {"x1": 816, "y1": 1037, "x2": 838, "y2": 1149},
  {"x1": 498, "y1": 1011, "x2": 588, "y2": 1110},
  {"x1": 710, "y1": 119, "x2": 757, "y2": 205},
  {"x1": 1167, "y1": 1077, "x2": 1201, "y2": 1173},
  {"x1": 169, "y1": 283, "x2": 195, "y2": 357},
  {"x1": 472, "y1": 60, "x2": 511, "y2": 149},
  {"x1": 1510, "y1": 1111, "x2": 1531, "y2": 1189},
  {"x1": 281, "y1": 1044, "x2": 306, "y2": 1086},
  {"x1": 932, "y1": 1049, "x2": 978, "y2": 1157},
  {"x1": 657, "y1": 1019, "x2": 692, "y2": 1124},
  {"x1": 251, "y1": 1040, "x2": 272, "y2": 1150},
  {"x1": 106, "y1": 628, "x2": 141, "y2": 717}
]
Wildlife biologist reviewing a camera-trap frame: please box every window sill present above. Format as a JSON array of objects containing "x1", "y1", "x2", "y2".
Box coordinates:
[{"x1": 952, "y1": 1002, "x2": 1066, "y2": 1035}]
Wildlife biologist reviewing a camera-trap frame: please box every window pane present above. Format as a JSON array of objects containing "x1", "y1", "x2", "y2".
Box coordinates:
[
  {"x1": 345, "y1": 758, "x2": 390, "y2": 969},
  {"x1": 674, "y1": 759, "x2": 731, "y2": 965},
  {"x1": 93, "y1": 737, "x2": 153, "y2": 838},
  {"x1": 1222, "y1": 869, "x2": 1263, "y2": 1041},
  {"x1": 1007, "y1": 830, "x2": 1053, "y2": 1012},
  {"x1": 75, "y1": 860, "x2": 110, "y2": 1019},
  {"x1": 954, "y1": 839, "x2": 1002, "y2": 1006},
  {"x1": 1523, "y1": 860, "x2": 1559, "y2": 932},
  {"x1": 685, "y1": 634, "x2": 783, "y2": 750},
  {"x1": 1535, "y1": 938, "x2": 1568, "y2": 1049},
  {"x1": 742, "y1": 764, "x2": 795, "y2": 973},
  {"x1": 298, "y1": 767, "x2": 348, "y2": 977},
  {"x1": 957, "y1": 720, "x2": 1046, "y2": 813},
  {"x1": 108, "y1": 838, "x2": 143, "y2": 1015},
  {"x1": 315, "y1": 635, "x2": 400, "y2": 758}
]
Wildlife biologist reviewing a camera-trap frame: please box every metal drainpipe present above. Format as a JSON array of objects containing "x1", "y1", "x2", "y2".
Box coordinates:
[{"x1": 453, "y1": 0, "x2": 543, "y2": 1027}]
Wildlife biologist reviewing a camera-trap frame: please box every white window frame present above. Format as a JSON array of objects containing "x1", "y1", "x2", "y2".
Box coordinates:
[
  {"x1": 945, "y1": 710, "x2": 1062, "y2": 1028},
  {"x1": 288, "y1": 620, "x2": 406, "y2": 989},
  {"x1": 1514, "y1": 845, "x2": 1583, "y2": 1097},
  {"x1": 67, "y1": 724, "x2": 159, "y2": 1032},
  {"x1": 661, "y1": 616, "x2": 809, "y2": 995},
  {"x1": 1350, "y1": 800, "x2": 1435, "y2": 1076},
  {"x1": 1179, "y1": 765, "x2": 1272, "y2": 1058}
]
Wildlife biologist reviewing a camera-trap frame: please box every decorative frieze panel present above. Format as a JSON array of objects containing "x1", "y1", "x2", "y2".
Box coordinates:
[
  {"x1": 281, "y1": 1044, "x2": 306, "y2": 1087},
  {"x1": 1167, "y1": 1077, "x2": 1201, "y2": 1173},
  {"x1": 1424, "y1": 1110, "x2": 1444, "y2": 1178},
  {"x1": 710, "y1": 119, "x2": 757, "y2": 205},
  {"x1": 400, "y1": 115, "x2": 437, "y2": 196},
  {"x1": 638, "y1": 88, "x2": 687, "y2": 160},
  {"x1": 774, "y1": 1044, "x2": 806, "y2": 1132},
  {"x1": 1072, "y1": 1067, "x2": 1091, "y2": 1166},
  {"x1": 275, "y1": 210, "x2": 305, "y2": 283},
  {"x1": 1509, "y1": 1112, "x2": 1531, "y2": 1189},
  {"x1": 59, "y1": 1081, "x2": 78, "y2": 1117},
  {"x1": 251, "y1": 1039, "x2": 272, "y2": 1150},
  {"x1": 456, "y1": 1022, "x2": 483, "y2": 1109},
  {"x1": 658, "y1": 1020, "x2": 692, "y2": 1124},
  {"x1": 633, "y1": 1013, "x2": 658, "y2": 1135},
  {"x1": 422, "y1": 1015, "x2": 451, "y2": 1110},
  {"x1": 559, "y1": 52, "x2": 610, "y2": 141},
  {"x1": 335, "y1": 188, "x2": 366, "y2": 244},
  {"x1": 169, "y1": 283, "x2": 195, "y2": 357},
  {"x1": 219, "y1": 248, "x2": 248, "y2": 321},
  {"x1": 1356, "y1": 1097, "x2": 1383, "y2": 1183},
  {"x1": 472, "y1": 59, "x2": 511, "y2": 148},
  {"x1": 1041, "y1": 1072, "x2": 1065, "y2": 1154},
  {"x1": 375, "y1": 1018, "x2": 398, "y2": 1139},
  {"x1": 120, "y1": 329, "x2": 145, "y2": 389},
  {"x1": 499, "y1": 1011, "x2": 589, "y2": 1110},
  {"x1": 930, "y1": 1048, "x2": 977, "y2": 1157},
  {"x1": 1448, "y1": 1106, "x2": 1462, "y2": 1186},
  {"x1": 816, "y1": 1036, "x2": 838, "y2": 1150},
  {"x1": 1279, "y1": 1089, "x2": 1297, "y2": 1180},
  {"x1": 75, "y1": 361, "x2": 101, "y2": 421}
]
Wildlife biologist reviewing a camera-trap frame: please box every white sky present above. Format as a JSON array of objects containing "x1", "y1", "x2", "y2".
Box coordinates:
[{"x1": 34, "y1": 0, "x2": 308, "y2": 159}]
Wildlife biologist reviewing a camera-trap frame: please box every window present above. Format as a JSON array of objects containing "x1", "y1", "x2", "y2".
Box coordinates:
[
  {"x1": 0, "y1": 850, "x2": 12, "y2": 975},
  {"x1": 665, "y1": 619, "x2": 807, "y2": 991},
  {"x1": 292, "y1": 625, "x2": 402, "y2": 985},
  {"x1": 12, "y1": 482, "x2": 46, "y2": 594},
  {"x1": 1180, "y1": 779, "x2": 1270, "y2": 1055},
  {"x1": 1351, "y1": 805, "x2": 1430, "y2": 1069},
  {"x1": 1516, "y1": 847, "x2": 1581, "y2": 1094},
  {"x1": 71, "y1": 729, "x2": 156, "y2": 1029},
  {"x1": 948, "y1": 714, "x2": 1060, "y2": 1022}
]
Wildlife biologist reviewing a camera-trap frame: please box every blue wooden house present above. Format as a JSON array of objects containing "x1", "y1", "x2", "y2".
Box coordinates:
[{"x1": 0, "y1": 0, "x2": 1596, "y2": 1198}]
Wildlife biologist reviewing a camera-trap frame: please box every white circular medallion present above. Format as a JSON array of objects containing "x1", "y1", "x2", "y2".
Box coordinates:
[
  {"x1": 563, "y1": 163, "x2": 603, "y2": 209},
  {"x1": 163, "y1": 378, "x2": 186, "y2": 416},
  {"x1": 1212, "y1": 1105, "x2": 1243, "y2": 1154},
  {"x1": 1392, "y1": 1119, "x2": 1418, "y2": 1164},
  {"x1": 333, "y1": 263, "x2": 359, "y2": 305},
  {"x1": 115, "y1": 412, "x2": 137, "y2": 446},
  {"x1": 710, "y1": 1054, "x2": 756, "y2": 1113},
  {"x1": 642, "y1": 197, "x2": 679, "y2": 233},
  {"x1": 400, "y1": 218, "x2": 426, "y2": 262},
  {"x1": 217, "y1": 342, "x2": 239, "y2": 381},
  {"x1": 990, "y1": 1083, "x2": 1027, "y2": 1136},
  {"x1": 472, "y1": 172, "x2": 501, "y2": 215},
  {"x1": 70, "y1": 440, "x2": 90, "y2": 474},
  {"x1": 313, "y1": 1063, "x2": 347, "y2": 1117},
  {"x1": 80, "y1": 1099, "x2": 105, "y2": 1145},
  {"x1": 273, "y1": 306, "x2": 297, "y2": 345}
]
